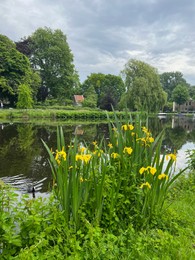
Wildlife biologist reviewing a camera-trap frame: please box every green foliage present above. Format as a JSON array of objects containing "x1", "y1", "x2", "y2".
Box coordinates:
[
  {"x1": 162, "y1": 101, "x2": 173, "y2": 112},
  {"x1": 0, "y1": 175, "x2": 194, "y2": 259},
  {"x1": 0, "y1": 34, "x2": 41, "y2": 107},
  {"x1": 82, "y1": 73, "x2": 125, "y2": 110},
  {"x1": 29, "y1": 27, "x2": 80, "y2": 100},
  {"x1": 82, "y1": 86, "x2": 98, "y2": 108},
  {"x1": 0, "y1": 35, "x2": 35, "y2": 106},
  {"x1": 29, "y1": 70, "x2": 41, "y2": 101},
  {"x1": 0, "y1": 182, "x2": 21, "y2": 256},
  {"x1": 172, "y1": 84, "x2": 189, "y2": 106},
  {"x1": 160, "y1": 71, "x2": 189, "y2": 101},
  {"x1": 121, "y1": 59, "x2": 167, "y2": 113},
  {"x1": 186, "y1": 149, "x2": 195, "y2": 170},
  {"x1": 43, "y1": 113, "x2": 186, "y2": 232},
  {"x1": 42, "y1": 128, "x2": 108, "y2": 228},
  {"x1": 0, "y1": 108, "x2": 136, "y2": 122},
  {"x1": 17, "y1": 84, "x2": 34, "y2": 109},
  {"x1": 189, "y1": 85, "x2": 195, "y2": 100},
  {"x1": 0, "y1": 182, "x2": 67, "y2": 259}
]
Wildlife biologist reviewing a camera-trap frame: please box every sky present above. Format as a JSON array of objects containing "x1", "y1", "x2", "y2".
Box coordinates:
[{"x1": 1, "y1": 0, "x2": 195, "y2": 84}]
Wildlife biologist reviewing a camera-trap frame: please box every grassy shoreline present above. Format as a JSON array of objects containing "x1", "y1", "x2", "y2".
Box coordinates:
[
  {"x1": 0, "y1": 108, "x2": 132, "y2": 121},
  {"x1": 0, "y1": 172, "x2": 194, "y2": 259},
  {"x1": 0, "y1": 108, "x2": 194, "y2": 122}
]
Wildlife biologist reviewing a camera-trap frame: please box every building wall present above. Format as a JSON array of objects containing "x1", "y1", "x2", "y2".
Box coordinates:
[{"x1": 173, "y1": 100, "x2": 195, "y2": 112}]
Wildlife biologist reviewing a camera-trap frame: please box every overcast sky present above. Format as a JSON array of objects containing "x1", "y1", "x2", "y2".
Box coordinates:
[{"x1": 1, "y1": 0, "x2": 195, "y2": 84}]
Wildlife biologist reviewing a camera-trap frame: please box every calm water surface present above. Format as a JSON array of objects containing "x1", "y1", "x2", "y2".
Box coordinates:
[{"x1": 0, "y1": 115, "x2": 195, "y2": 195}]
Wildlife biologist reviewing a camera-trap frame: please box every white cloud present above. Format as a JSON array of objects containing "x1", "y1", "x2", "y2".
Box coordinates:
[{"x1": 0, "y1": 0, "x2": 195, "y2": 84}]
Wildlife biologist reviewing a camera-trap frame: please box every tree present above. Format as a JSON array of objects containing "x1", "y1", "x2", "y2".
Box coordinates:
[
  {"x1": 16, "y1": 37, "x2": 33, "y2": 57},
  {"x1": 189, "y1": 85, "x2": 195, "y2": 100},
  {"x1": 82, "y1": 73, "x2": 105, "y2": 100},
  {"x1": 160, "y1": 72, "x2": 189, "y2": 101},
  {"x1": 121, "y1": 59, "x2": 166, "y2": 112},
  {"x1": 36, "y1": 85, "x2": 49, "y2": 102},
  {"x1": 101, "y1": 74, "x2": 125, "y2": 109},
  {"x1": 82, "y1": 73, "x2": 125, "y2": 110},
  {"x1": 0, "y1": 34, "x2": 39, "y2": 106},
  {"x1": 29, "y1": 70, "x2": 41, "y2": 101},
  {"x1": 99, "y1": 93, "x2": 116, "y2": 111},
  {"x1": 17, "y1": 84, "x2": 34, "y2": 109},
  {"x1": 172, "y1": 84, "x2": 189, "y2": 111},
  {"x1": 82, "y1": 86, "x2": 98, "y2": 108},
  {"x1": 21, "y1": 27, "x2": 80, "y2": 100}
]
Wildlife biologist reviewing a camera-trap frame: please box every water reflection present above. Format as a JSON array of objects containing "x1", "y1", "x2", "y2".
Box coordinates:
[{"x1": 0, "y1": 116, "x2": 194, "y2": 194}]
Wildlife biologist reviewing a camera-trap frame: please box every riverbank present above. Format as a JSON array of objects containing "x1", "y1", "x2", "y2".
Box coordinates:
[
  {"x1": 1, "y1": 107, "x2": 194, "y2": 123},
  {"x1": 0, "y1": 172, "x2": 194, "y2": 259},
  {"x1": 0, "y1": 108, "x2": 139, "y2": 122}
]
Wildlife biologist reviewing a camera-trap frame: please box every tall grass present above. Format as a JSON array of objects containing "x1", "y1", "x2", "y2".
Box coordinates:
[{"x1": 43, "y1": 112, "x2": 187, "y2": 230}]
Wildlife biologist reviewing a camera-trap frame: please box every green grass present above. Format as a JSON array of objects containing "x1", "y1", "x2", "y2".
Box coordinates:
[
  {"x1": 0, "y1": 108, "x2": 141, "y2": 122},
  {"x1": 0, "y1": 173, "x2": 194, "y2": 259}
]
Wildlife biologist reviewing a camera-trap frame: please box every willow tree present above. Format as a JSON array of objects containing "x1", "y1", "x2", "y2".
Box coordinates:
[{"x1": 121, "y1": 59, "x2": 167, "y2": 112}]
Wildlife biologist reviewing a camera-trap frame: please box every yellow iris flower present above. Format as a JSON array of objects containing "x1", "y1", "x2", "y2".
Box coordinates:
[
  {"x1": 139, "y1": 166, "x2": 156, "y2": 175},
  {"x1": 139, "y1": 167, "x2": 146, "y2": 174},
  {"x1": 76, "y1": 154, "x2": 92, "y2": 163},
  {"x1": 55, "y1": 147, "x2": 67, "y2": 164},
  {"x1": 166, "y1": 153, "x2": 176, "y2": 161},
  {"x1": 123, "y1": 147, "x2": 133, "y2": 155},
  {"x1": 149, "y1": 167, "x2": 157, "y2": 175},
  {"x1": 111, "y1": 152, "x2": 119, "y2": 159},
  {"x1": 128, "y1": 124, "x2": 134, "y2": 130},
  {"x1": 158, "y1": 173, "x2": 168, "y2": 180},
  {"x1": 108, "y1": 143, "x2": 113, "y2": 148},
  {"x1": 121, "y1": 124, "x2": 128, "y2": 131},
  {"x1": 140, "y1": 182, "x2": 151, "y2": 189}
]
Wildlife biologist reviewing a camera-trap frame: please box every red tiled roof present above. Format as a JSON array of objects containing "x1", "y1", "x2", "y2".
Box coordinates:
[{"x1": 74, "y1": 95, "x2": 84, "y2": 103}]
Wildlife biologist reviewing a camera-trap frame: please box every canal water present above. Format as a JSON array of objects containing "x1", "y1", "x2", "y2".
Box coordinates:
[{"x1": 0, "y1": 115, "x2": 194, "y2": 196}]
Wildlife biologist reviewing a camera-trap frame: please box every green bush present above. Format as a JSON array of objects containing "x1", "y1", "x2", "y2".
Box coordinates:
[{"x1": 0, "y1": 174, "x2": 195, "y2": 259}]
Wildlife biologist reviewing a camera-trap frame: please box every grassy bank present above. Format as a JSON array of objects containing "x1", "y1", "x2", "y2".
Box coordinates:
[
  {"x1": 0, "y1": 173, "x2": 194, "y2": 259},
  {"x1": 0, "y1": 108, "x2": 142, "y2": 122},
  {"x1": 1, "y1": 108, "x2": 194, "y2": 124}
]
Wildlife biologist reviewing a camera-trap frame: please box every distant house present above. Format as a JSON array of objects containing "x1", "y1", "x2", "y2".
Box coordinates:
[
  {"x1": 173, "y1": 99, "x2": 195, "y2": 112},
  {"x1": 74, "y1": 95, "x2": 84, "y2": 106},
  {"x1": 74, "y1": 125, "x2": 84, "y2": 135}
]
